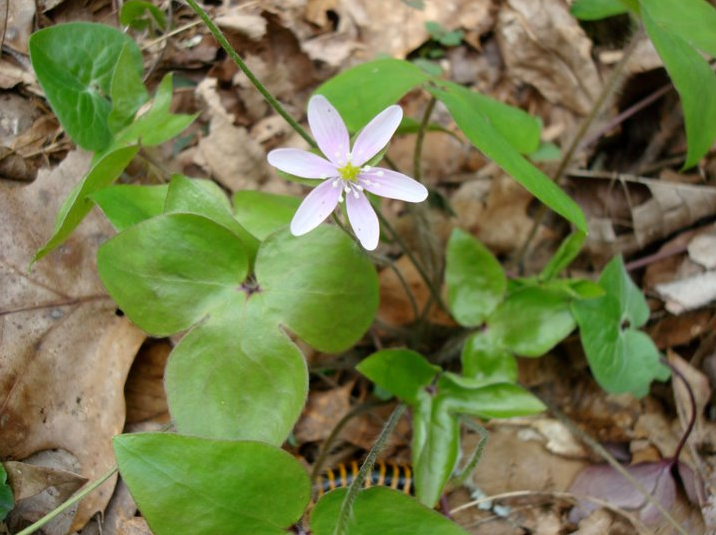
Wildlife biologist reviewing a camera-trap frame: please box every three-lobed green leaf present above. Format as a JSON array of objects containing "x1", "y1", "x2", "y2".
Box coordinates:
[
  {"x1": 99, "y1": 212, "x2": 378, "y2": 444},
  {"x1": 572, "y1": 256, "x2": 669, "y2": 397}
]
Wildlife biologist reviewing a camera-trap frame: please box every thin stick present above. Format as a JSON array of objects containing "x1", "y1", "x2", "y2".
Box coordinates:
[
  {"x1": 545, "y1": 400, "x2": 690, "y2": 535},
  {"x1": 310, "y1": 399, "x2": 389, "y2": 486},
  {"x1": 184, "y1": 0, "x2": 315, "y2": 148},
  {"x1": 15, "y1": 466, "x2": 119, "y2": 535},
  {"x1": 449, "y1": 490, "x2": 652, "y2": 534},
  {"x1": 332, "y1": 404, "x2": 407, "y2": 535}
]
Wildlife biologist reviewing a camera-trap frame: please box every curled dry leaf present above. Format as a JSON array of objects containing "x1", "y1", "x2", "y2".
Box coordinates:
[
  {"x1": 333, "y1": 0, "x2": 495, "y2": 60},
  {"x1": 0, "y1": 151, "x2": 145, "y2": 529},
  {"x1": 195, "y1": 78, "x2": 268, "y2": 191},
  {"x1": 496, "y1": 0, "x2": 602, "y2": 115}
]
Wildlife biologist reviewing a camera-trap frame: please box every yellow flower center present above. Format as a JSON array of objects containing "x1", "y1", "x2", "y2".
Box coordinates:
[{"x1": 338, "y1": 162, "x2": 360, "y2": 182}]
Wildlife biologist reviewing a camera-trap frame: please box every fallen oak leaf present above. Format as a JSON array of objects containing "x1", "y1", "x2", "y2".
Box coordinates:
[{"x1": 0, "y1": 151, "x2": 145, "y2": 530}]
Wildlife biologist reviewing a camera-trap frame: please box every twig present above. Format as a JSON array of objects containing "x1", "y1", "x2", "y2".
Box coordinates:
[
  {"x1": 544, "y1": 399, "x2": 690, "y2": 535},
  {"x1": 310, "y1": 399, "x2": 389, "y2": 487},
  {"x1": 449, "y1": 490, "x2": 652, "y2": 534}
]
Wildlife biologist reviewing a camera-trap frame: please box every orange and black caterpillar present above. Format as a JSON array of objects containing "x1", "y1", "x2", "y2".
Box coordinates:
[{"x1": 315, "y1": 460, "x2": 413, "y2": 496}]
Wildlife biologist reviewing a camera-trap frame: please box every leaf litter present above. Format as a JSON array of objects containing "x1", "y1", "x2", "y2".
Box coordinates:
[{"x1": 2, "y1": 0, "x2": 716, "y2": 533}]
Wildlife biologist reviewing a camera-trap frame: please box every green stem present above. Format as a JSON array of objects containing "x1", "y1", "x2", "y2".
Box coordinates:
[
  {"x1": 310, "y1": 399, "x2": 389, "y2": 486},
  {"x1": 375, "y1": 211, "x2": 448, "y2": 314},
  {"x1": 332, "y1": 404, "x2": 407, "y2": 535},
  {"x1": 413, "y1": 97, "x2": 436, "y2": 182},
  {"x1": 512, "y1": 26, "x2": 644, "y2": 271},
  {"x1": 187, "y1": 0, "x2": 446, "y2": 319},
  {"x1": 184, "y1": 0, "x2": 316, "y2": 148},
  {"x1": 15, "y1": 466, "x2": 119, "y2": 535}
]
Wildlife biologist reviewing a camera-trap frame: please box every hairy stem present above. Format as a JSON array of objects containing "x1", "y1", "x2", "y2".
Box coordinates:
[
  {"x1": 332, "y1": 404, "x2": 407, "y2": 535},
  {"x1": 184, "y1": 0, "x2": 315, "y2": 148},
  {"x1": 15, "y1": 466, "x2": 119, "y2": 535}
]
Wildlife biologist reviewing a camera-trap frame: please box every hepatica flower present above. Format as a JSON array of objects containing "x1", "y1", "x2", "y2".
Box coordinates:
[{"x1": 267, "y1": 95, "x2": 428, "y2": 250}]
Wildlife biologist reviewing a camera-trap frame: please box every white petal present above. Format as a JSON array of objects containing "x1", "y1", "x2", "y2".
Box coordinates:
[
  {"x1": 359, "y1": 168, "x2": 428, "y2": 202},
  {"x1": 308, "y1": 95, "x2": 350, "y2": 166},
  {"x1": 350, "y1": 105, "x2": 403, "y2": 166},
  {"x1": 290, "y1": 179, "x2": 342, "y2": 236},
  {"x1": 346, "y1": 189, "x2": 380, "y2": 250},
  {"x1": 268, "y1": 148, "x2": 338, "y2": 179}
]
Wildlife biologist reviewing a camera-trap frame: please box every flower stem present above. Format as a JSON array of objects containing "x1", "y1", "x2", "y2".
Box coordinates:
[
  {"x1": 661, "y1": 358, "x2": 697, "y2": 464},
  {"x1": 332, "y1": 404, "x2": 407, "y2": 535},
  {"x1": 15, "y1": 466, "x2": 119, "y2": 535},
  {"x1": 184, "y1": 0, "x2": 316, "y2": 148},
  {"x1": 186, "y1": 0, "x2": 446, "y2": 317},
  {"x1": 512, "y1": 26, "x2": 644, "y2": 272},
  {"x1": 413, "y1": 97, "x2": 436, "y2": 182},
  {"x1": 375, "y1": 211, "x2": 448, "y2": 314}
]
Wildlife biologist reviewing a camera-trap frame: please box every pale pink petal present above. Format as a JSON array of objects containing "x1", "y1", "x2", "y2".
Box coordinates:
[
  {"x1": 358, "y1": 168, "x2": 428, "y2": 202},
  {"x1": 290, "y1": 179, "x2": 342, "y2": 236},
  {"x1": 350, "y1": 105, "x2": 403, "y2": 166},
  {"x1": 308, "y1": 95, "x2": 350, "y2": 166},
  {"x1": 345, "y1": 188, "x2": 380, "y2": 250},
  {"x1": 268, "y1": 148, "x2": 338, "y2": 179}
]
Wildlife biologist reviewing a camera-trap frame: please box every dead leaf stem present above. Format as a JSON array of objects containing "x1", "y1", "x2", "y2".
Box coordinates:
[{"x1": 544, "y1": 399, "x2": 690, "y2": 535}]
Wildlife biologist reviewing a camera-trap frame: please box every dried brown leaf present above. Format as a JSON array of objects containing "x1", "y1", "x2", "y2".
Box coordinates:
[
  {"x1": 0, "y1": 151, "x2": 145, "y2": 529},
  {"x1": 496, "y1": 0, "x2": 602, "y2": 115}
]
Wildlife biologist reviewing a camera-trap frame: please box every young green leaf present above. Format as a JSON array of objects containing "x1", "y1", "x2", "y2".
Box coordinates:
[
  {"x1": 539, "y1": 230, "x2": 586, "y2": 281},
  {"x1": 120, "y1": 0, "x2": 167, "y2": 31},
  {"x1": 461, "y1": 331, "x2": 517, "y2": 384},
  {"x1": 233, "y1": 190, "x2": 301, "y2": 240},
  {"x1": 357, "y1": 349, "x2": 440, "y2": 405},
  {"x1": 570, "y1": 0, "x2": 630, "y2": 20},
  {"x1": 429, "y1": 84, "x2": 587, "y2": 232},
  {"x1": 641, "y1": 6, "x2": 716, "y2": 169},
  {"x1": 164, "y1": 175, "x2": 259, "y2": 262},
  {"x1": 107, "y1": 43, "x2": 149, "y2": 134},
  {"x1": 113, "y1": 73, "x2": 197, "y2": 148},
  {"x1": 445, "y1": 228, "x2": 506, "y2": 327},
  {"x1": 90, "y1": 184, "x2": 168, "y2": 231},
  {"x1": 114, "y1": 434, "x2": 310, "y2": 535},
  {"x1": 29, "y1": 22, "x2": 143, "y2": 151},
  {"x1": 431, "y1": 81, "x2": 541, "y2": 154},
  {"x1": 572, "y1": 256, "x2": 668, "y2": 396},
  {"x1": 488, "y1": 287, "x2": 576, "y2": 357},
  {"x1": 315, "y1": 59, "x2": 430, "y2": 132},
  {"x1": 311, "y1": 487, "x2": 469, "y2": 535},
  {"x1": 33, "y1": 145, "x2": 139, "y2": 262},
  {"x1": 640, "y1": 0, "x2": 716, "y2": 58}
]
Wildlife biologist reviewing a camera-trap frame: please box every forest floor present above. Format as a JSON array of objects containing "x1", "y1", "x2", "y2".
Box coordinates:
[{"x1": 1, "y1": 0, "x2": 716, "y2": 534}]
